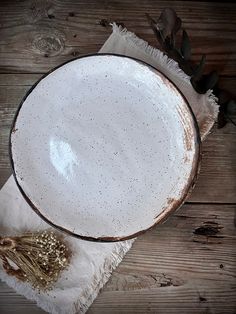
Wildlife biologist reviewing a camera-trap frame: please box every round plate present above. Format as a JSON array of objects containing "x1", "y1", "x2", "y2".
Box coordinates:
[{"x1": 10, "y1": 54, "x2": 200, "y2": 242}]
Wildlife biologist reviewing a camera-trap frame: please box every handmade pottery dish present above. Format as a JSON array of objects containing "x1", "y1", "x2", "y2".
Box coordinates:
[{"x1": 10, "y1": 54, "x2": 201, "y2": 241}]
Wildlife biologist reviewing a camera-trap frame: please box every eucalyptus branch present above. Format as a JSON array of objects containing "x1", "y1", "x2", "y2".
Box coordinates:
[{"x1": 146, "y1": 8, "x2": 236, "y2": 128}]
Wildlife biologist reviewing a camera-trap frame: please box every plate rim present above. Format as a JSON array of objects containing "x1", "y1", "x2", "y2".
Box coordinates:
[{"x1": 9, "y1": 53, "x2": 201, "y2": 242}]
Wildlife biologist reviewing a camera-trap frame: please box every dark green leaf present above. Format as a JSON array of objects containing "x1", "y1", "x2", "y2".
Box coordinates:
[
  {"x1": 146, "y1": 13, "x2": 165, "y2": 47},
  {"x1": 217, "y1": 98, "x2": 228, "y2": 128},
  {"x1": 168, "y1": 47, "x2": 182, "y2": 61},
  {"x1": 204, "y1": 71, "x2": 219, "y2": 90},
  {"x1": 146, "y1": 9, "x2": 235, "y2": 129},
  {"x1": 218, "y1": 99, "x2": 236, "y2": 128},
  {"x1": 157, "y1": 8, "x2": 179, "y2": 38},
  {"x1": 190, "y1": 75, "x2": 209, "y2": 94},
  {"x1": 173, "y1": 17, "x2": 182, "y2": 34},
  {"x1": 181, "y1": 30, "x2": 191, "y2": 60},
  {"x1": 191, "y1": 72, "x2": 218, "y2": 94},
  {"x1": 179, "y1": 60, "x2": 194, "y2": 76},
  {"x1": 99, "y1": 19, "x2": 109, "y2": 27},
  {"x1": 145, "y1": 13, "x2": 157, "y2": 26},
  {"x1": 217, "y1": 110, "x2": 227, "y2": 128},
  {"x1": 225, "y1": 115, "x2": 236, "y2": 127},
  {"x1": 226, "y1": 100, "x2": 236, "y2": 114},
  {"x1": 190, "y1": 77, "x2": 204, "y2": 94},
  {"x1": 217, "y1": 89, "x2": 231, "y2": 106},
  {"x1": 193, "y1": 55, "x2": 206, "y2": 81}
]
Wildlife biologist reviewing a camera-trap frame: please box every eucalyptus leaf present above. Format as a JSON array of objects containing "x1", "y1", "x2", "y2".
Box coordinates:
[
  {"x1": 190, "y1": 76, "x2": 208, "y2": 94},
  {"x1": 190, "y1": 77, "x2": 203, "y2": 94},
  {"x1": 146, "y1": 13, "x2": 165, "y2": 47},
  {"x1": 204, "y1": 71, "x2": 219, "y2": 90},
  {"x1": 217, "y1": 89, "x2": 231, "y2": 106},
  {"x1": 146, "y1": 8, "x2": 235, "y2": 128},
  {"x1": 145, "y1": 13, "x2": 157, "y2": 26},
  {"x1": 168, "y1": 48, "x2": 183, "y2": 61},
  {"x1": 217, "y1": 110, "x2": 227, "y2": 128},
  {"x1": 157, "y1": 8, "x2": 180, "y2": 38},
  {"x1": 173, "y1": 17, "x2": 182, "y2": 35},
  {"x1": 193, "y1": 55, "x2": 206, "y2": 81},
  {"x1": 218, "y1": 99, "x2": 236, "y2": 128},
  {"x1": 225, "y1": 115, "x2": 236, "y2": 127},
  {"x1": 226, "y1": 100, "x2": 236, "y2": 115},
  {"x1": 181, "y1": 30, "x2": 191, "y2": 60}
]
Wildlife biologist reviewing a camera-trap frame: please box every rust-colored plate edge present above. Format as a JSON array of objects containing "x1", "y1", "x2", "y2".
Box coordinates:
[{"x1": 9, "y1": 53, "x2": 201, "y2": 242}]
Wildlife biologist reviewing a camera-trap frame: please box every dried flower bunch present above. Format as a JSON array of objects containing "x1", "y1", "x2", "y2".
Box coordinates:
[
  {"x1": 146, "y1": 8, "x2": 236, "y2": 128},
  {"x1": 0, "y1": 230, "x2": 70, "y2": 291}
]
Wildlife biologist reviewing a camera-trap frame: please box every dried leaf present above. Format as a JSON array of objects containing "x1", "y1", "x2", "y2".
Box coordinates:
[{"x1": 181, "y1": 30, "x2": 191, "y2": 60}]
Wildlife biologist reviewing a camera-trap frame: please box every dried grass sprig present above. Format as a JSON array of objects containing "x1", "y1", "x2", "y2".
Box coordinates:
[{"x1": 0, "y1": 230, "x2": 71, "y2": 291}]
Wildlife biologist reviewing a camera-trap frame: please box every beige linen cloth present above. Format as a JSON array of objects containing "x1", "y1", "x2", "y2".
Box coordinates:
[{"x1": 0, "y1": 24, "x2": 218, "y2": 314}]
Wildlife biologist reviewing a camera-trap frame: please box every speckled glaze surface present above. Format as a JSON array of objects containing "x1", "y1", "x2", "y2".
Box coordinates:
[{"x1": 10, "y1": 54, "x2": 200, "y2": 241}]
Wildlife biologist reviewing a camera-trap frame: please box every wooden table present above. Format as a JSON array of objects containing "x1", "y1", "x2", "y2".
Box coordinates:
[{"x1": 0, "y1": 1, "x2": 235, "y2": 313}]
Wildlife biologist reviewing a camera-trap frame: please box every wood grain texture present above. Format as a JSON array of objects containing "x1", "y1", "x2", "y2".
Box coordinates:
[
  {"x1": 0, "y1": 0, "x2": 236, "y2": 313},
  {"x1": 90, "y1": 203, "x2": 236, "y2": 313},
  {"x1": 0, "y1": 204, "x2": 235, "y2": 313},
  {"x1": 0, "y1": 0, "x2": 236, "y2": 74}
]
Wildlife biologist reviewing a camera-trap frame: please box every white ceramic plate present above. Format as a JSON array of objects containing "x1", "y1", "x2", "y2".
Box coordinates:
[{"x1": 10, "y1": 54, "x2": 200, "y2": 241}]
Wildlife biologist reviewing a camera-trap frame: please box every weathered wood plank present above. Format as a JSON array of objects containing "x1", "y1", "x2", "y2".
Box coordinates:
[
  {"x1": 0, "y1": 0, "x2": 235, "y2": 74},
  {"x1": 0, "y1": 75, "x2": 235, "y2": 202},
  {"x1": 189, "y1": 123, "x2": 236, "y2": 203},
  {"x1": 0, "y1": 74, "x2": 41, "y2": 86},
  {"x1": 89, "y1": 203, "x2": 236, "y2": 313},
  {"x1": 0, "y1": 1, "x2": 235, "y2": 313},
  {"x1": 0, "y1": 203, "x2": 235, "y2": 314}
]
